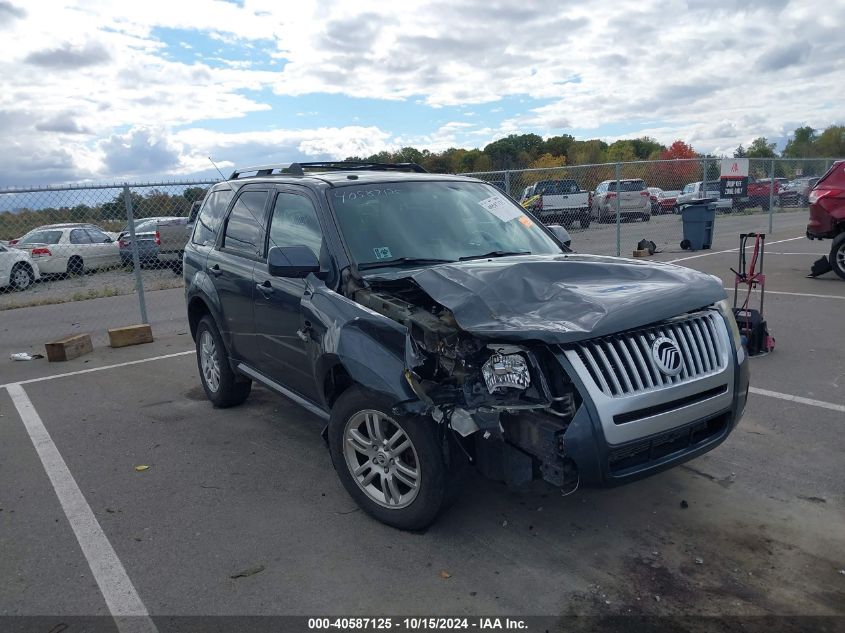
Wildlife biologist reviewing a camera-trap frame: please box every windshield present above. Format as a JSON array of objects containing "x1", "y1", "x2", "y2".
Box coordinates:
[{"x1": 329, "y1": 181, "x2": 563, "y2": 269}]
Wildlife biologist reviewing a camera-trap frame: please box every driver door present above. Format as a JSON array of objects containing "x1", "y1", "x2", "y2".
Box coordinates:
[{"x1": 252, "y1": 187, "x2": 325, "y2": 401}]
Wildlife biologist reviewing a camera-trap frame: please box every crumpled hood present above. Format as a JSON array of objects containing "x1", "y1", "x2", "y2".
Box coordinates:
[{"x1": 369, "y1": 254, "x2": 726, "y2": 344}]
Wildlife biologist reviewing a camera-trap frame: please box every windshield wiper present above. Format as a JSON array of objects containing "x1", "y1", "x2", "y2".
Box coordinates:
[
  {"x1": 458, "y1": 250, "x2": 531, "y2": 261},
  {"x1": 357, "y1": 257, "x2": 456, "y2": 270}
]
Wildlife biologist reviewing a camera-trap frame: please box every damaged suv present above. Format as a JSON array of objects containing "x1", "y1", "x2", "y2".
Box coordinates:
[{"x1": 184, "y1": 162, "x2": 749, "y2": 529}]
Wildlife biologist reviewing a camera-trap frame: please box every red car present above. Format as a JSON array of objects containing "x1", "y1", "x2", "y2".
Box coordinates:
[
  {"x1": 657, "y1": 190, "x2": 680, "y2": 214},
  {"x1": 806, "y1": 160, "x2": 845, "y2": 279}
]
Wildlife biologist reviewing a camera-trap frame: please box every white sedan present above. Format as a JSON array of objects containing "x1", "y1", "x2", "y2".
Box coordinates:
[
  {"x1": 0, "y1": 241, "x2": 40, "y2": 290},
  {"x1": 13, "y1": 224, "x2": 121, "y2": 275}
]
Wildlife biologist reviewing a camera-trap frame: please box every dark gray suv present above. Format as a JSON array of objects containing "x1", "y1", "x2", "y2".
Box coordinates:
[{"x1": 184, "y1": 162, "x2": 749, "y2": 530}]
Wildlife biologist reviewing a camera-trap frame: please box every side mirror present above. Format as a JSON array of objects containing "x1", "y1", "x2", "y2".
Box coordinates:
[
  {"x1": 547, "y1": 224, "x2": 572, "y2": 249},
  {"x1": 103, "y1": 237, "x2": 113, "y2": 243},
  {"x1": 268, "y1": 245, "x2": 320, "y2": 278}
]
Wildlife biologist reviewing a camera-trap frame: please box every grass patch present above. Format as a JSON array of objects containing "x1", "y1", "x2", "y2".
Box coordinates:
[{"x1": 0, "y1": 279, "x2": 184, "y2": 311}]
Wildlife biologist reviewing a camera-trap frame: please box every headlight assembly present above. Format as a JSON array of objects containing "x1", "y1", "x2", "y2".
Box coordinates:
[{"x1": 481, "y1": 352, "x2": 531, "y2": 394}]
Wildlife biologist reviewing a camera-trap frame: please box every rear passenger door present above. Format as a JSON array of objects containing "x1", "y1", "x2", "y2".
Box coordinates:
[
  {"x1": 69, "y1": 228, "x2": 96, "y2": 269},
  {"x1": 252, "y1": 187, "x2": 325, "y2": 400},
  {"x1": 207, "y1": 186, "x2": 270, "y2": 362}
]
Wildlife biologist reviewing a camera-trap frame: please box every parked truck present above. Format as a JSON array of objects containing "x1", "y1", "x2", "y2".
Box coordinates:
[{"x1": 520, "y1": 179, "x2": 592, "y2": 228}]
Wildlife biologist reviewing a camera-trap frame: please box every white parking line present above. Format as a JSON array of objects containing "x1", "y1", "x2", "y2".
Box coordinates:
[
  {"x1": 5, "y1": 383, "x2": 158, "y2": 633},
  {"x1": 749, "y1": 387, "x2": 845, "y2": 413},
  {"x1": 1, "y1": 350, "x2": 194, "y2": 389},
  {"x1": 723, "y1": 288, "x2": 845, "y2": 300},
  {"x1": 667, "y1": 236, "x2": 805, "y2": 263}
]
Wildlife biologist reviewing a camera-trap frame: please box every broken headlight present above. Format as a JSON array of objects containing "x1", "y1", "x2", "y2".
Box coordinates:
[{"x1": 481, "y1": 352, "x2": 531, "y2": 394}]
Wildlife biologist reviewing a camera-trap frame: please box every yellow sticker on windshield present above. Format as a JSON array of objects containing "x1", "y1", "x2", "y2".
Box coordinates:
[{"x1": 518, "y1": 215, "x2": 534, "y2": 227}]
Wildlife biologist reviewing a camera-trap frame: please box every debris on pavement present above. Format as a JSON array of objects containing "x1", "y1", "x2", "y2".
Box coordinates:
[
  {"x1": 230, "y1": 564, "x2": 265, "y2": 579},
  {"x1": 134, "y1": 465, "x2": 150, "y2": 472},
  {"x1": 695, "y1": 557, "x2": 704, "y2": 565},
  {"x1": 680, "y1": 500, "x2": 689, "y2": 509},
  {"x1": 10, "y1": 352, "x2": 44, "y2": 361},
  {"x1": 439, "y1": 570, "x2": 452, "y2": 579}
]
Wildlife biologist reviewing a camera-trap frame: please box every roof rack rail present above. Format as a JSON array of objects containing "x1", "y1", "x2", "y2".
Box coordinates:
[
  {"x1": 229, "y1": 161, "x2": 428, "y2": 179},
  {"x1": 291, "y1": 161, "x2": 428, "y2": 173}
]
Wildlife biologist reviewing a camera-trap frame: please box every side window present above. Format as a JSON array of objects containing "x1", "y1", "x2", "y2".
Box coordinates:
[
  {"x1": 192, "y1": 189, "x2": 234, "y2": 246},
  {"x1": 70, "y1": 229, "x2": 92, "y2": 244},
  {"x1": 222, "y1": 190, "x2": 269, "y2": 257},
  {"x1": 86, "y1": 229, "x2": 109, "y2": 243},
  {"x1": 267, "y1": 192, "x2": 323, "y2": 257}
]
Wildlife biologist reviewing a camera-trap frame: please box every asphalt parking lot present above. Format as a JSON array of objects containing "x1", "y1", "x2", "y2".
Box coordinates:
[{"x1": 1, "y1": 218, "x2": 843, "y2": 630}]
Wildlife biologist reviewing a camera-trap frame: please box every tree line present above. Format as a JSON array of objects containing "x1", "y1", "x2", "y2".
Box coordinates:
[
  {"x1": 346, "y1": 124, "x2": 844, "y2": 173},
  {"x1": 0, "y1": 186, "x2": 208, "y2": 241}
]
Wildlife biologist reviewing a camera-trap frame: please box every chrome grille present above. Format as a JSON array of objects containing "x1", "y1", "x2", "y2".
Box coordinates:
[{"x1": 570, "y1": 312, "x2": 727, "y2": 397}]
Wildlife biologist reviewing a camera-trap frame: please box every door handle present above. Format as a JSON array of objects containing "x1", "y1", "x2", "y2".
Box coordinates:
[
  {"x1": 207, "y1": 264, "x2": 222, "y2": 277},
  {"x1": 255, "y1": 280, "x2": 274, "y2": 296}
]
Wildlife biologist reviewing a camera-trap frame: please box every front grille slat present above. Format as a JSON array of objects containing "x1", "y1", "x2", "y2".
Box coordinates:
[
  {"x1": 569, "y1": 312, "x2": 727, "y2": 397},
  {"x1": 606, "y1": 339, "x2": 635, "y2": 393}
]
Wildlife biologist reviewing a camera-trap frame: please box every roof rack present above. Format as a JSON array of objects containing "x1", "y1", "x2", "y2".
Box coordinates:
[{"x1": 229, "y1": 161, "x2": 427, "y2": 179}]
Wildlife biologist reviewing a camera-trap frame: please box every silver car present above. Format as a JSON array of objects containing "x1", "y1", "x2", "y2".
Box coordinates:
[{"x1": 592, "y1": 179, "x2": 651, "y2": 222}]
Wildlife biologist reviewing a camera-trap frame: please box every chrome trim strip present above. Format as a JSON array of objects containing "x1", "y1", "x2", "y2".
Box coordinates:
[{"x1": 237, "y1": 363, "x2": 330, "y2": 420}]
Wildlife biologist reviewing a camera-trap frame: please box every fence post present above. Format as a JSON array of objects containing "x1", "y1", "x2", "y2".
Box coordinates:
[
  {"x1": 768, "y1": 158, "x2": 775, "y2": 234},
  {"x1": 614, "y1": 162, "x2": 621, "y2": 257},
  {"x1": 504, "y1": 170, "x2": 511, "y2": 196},
  {"x1": 123, "y1": 185, "x2": 149, "y2": 325}
]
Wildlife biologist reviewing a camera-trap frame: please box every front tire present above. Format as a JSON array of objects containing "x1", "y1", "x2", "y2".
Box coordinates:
[
  {"x1": 195, "y1": 315, "x2": 252, "y2": 407},
  {"x1": 328, "y1": 387, "x2": 458, "y2": 530},
  {"x1": 830, "y1": 233, "x2": 845, "y2": 281},
  {"x1": 580, "y1": 214, "x2": 591, "y2": 229},
  {"x1": 10, "y1": 262, "x2": 34, "y2": 291}
]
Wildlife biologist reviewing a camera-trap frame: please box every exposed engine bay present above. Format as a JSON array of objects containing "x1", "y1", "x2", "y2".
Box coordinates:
[{"x1": 350, "y1": 277, "x2": 582, "y2": 489}]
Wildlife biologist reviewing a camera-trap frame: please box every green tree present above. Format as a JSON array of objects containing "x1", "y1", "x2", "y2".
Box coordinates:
[
  {"x1": 782, "y1": 126, "x2": 816, "y2": 158},
  {"x1": 745, "y1": 137, "x2": 777, "y2": 158},
  {"x1": 183, "y1": 187, "x2": 207, "y2": 204},
  {"x1": 815, "y1": 125, "x2": 845, "y2": 157},
  {"x1": 541, "y1": 134, "x2": 575, "y2": 158},
  {"x1": 733, "y1": 144, "x2": 747, "y2": 158},
  {"x1": 483, "y1": 133, "x2": 544, "y2": 169},
  {"x1": 567, "y1": 140, "x2": 608, "y2": 165},
  {"x1": 606, "y1": 140, "x2": 637, "y2": 162},
  {"x1": 630, "y1": 137, "x2": 665, "y2": 160}
]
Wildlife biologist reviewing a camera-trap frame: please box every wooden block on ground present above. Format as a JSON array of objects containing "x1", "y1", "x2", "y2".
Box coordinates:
[
  {"x1": 108, "y1": 324, "x2": 154, "y2": 348},
  {"x1": 632, "y1": 249, "x2": 651, "y2": 258},
  {"x1": 45, "y1": 333, "x2": 93, "y2": 362}
]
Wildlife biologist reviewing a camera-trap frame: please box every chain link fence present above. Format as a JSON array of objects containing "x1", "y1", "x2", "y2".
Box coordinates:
[
  {"x1": 0, "y1": 157, "x2": 840, "y2": 357},
  {"x1": 461, "y1": 157, "x2": 839, "y2": 257},
  {"x1": 0, "y1": 180, "x2": 216, "y2": 354}
]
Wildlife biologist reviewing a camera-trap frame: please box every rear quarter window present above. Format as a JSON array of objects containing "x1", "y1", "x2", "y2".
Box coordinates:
[{"x1": 192, "y1": 189, "x2": 234, "y2": 246}]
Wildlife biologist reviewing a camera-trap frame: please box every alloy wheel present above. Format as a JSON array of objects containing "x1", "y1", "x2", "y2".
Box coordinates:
[
  {"x1": 343, "y1": 410, "x2": 420, "y2": 509},
  {"x1": 199, "y1": 330, "x2": 221, "y2": 393},
  {"x1": 12, "y1": 266, "x2": 31, "y2": 290}
]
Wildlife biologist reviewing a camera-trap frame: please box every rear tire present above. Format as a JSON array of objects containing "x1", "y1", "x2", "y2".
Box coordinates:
[
  {"x1": 830, "y1": 233, "x2": 845, "y2": 281},
  {"x1": 642, "y1": 213, "x2": 651, "y2": 222},
  {"x1": 195, "y1": 315, "x2": 252, "y2": 407},
  {"x1": 10, "y1": 262, "x2": 34, "y2": 291},
  {"x1": 67, "y1": 256, "x2": 84, "y2": 276},
  {"x1": 580, "y1": 215, "x2": 591, "y2": 229},
  {"x1": 328, "y1": 386, "x2": 462, "y2": 530}
]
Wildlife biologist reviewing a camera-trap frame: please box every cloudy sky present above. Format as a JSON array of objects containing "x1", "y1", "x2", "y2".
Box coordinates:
[{"x1": 0, "y1": 0, "x2": 842, "y2": 185}]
